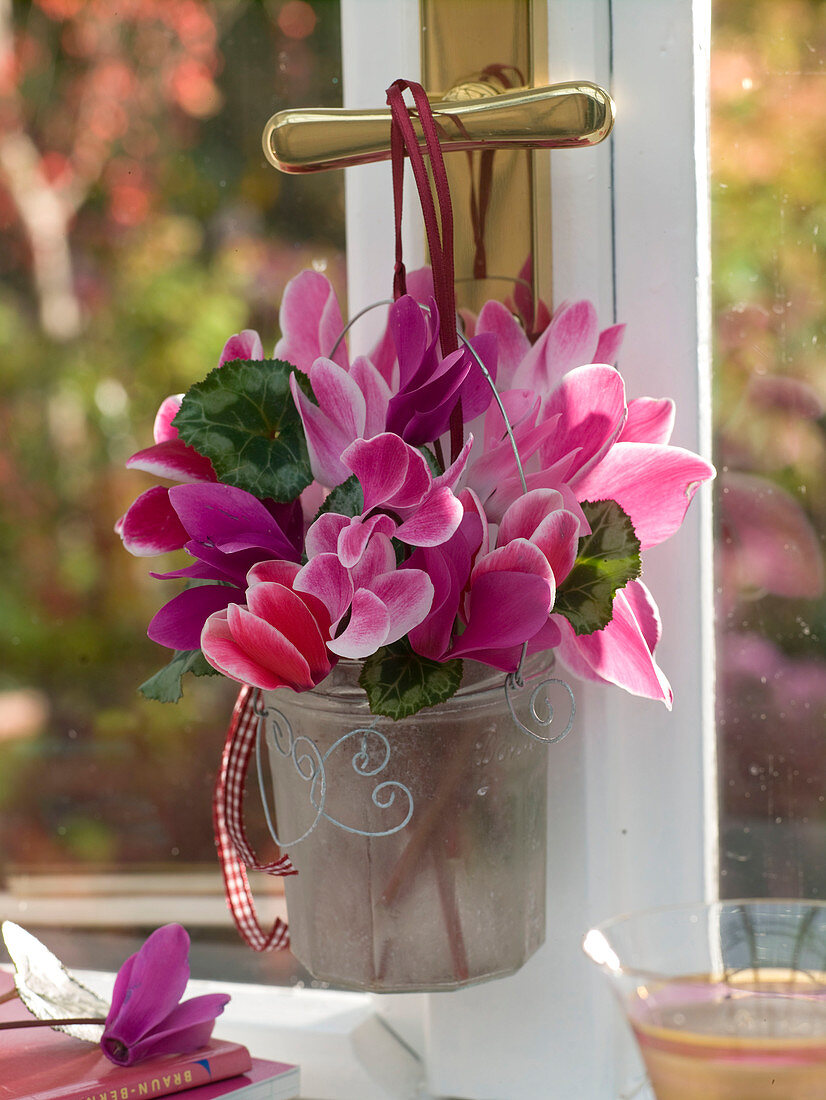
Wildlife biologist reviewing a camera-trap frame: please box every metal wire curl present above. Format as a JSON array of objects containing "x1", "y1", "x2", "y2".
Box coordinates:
[{"x1": 254, "y1": 696, "x2": 414, "y2": 844}]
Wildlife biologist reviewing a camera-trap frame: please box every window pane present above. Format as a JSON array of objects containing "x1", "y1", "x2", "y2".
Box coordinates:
[
  {"x1": 713, "y1": 0, "x2": 826, "y2": 898},
  {"x1": 0, "y1": 0, "x2": 343, "y2": 982}
]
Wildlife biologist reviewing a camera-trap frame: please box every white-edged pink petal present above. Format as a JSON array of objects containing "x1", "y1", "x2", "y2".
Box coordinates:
[
  {"x1": 326, "y1": 588, "x2": 390, "y2": 658},
  {"x1": 289, "y1": 372, "x2": 353, "y2": 488},
  {"x1": 116, "y1": 486, "x2": 187, "y2": 556},
  {"x1": 310, "y1": 358, "x2": 367, "y2": 438},
  {"x1": 343, "y1": 434, "x2": 431, "y2": 511},
  {"x1": 573, "y1": 441, "x2": 715, "y2": 550},
  {"x1": 342, "y1": 433, "x2": 409, "y2": 510},
  {"x1": 337, "y1": 513, "x2": 396, "y2": 569},
  {"x1": 619, "y1": 397, "x2": 676, "y2": 444},
  {"x1": 126, "y1": 439, "x2": 216, "y2": 483},
  {"x1": 497, "y1": 488, "x2": 566, "y2": 545},
  {"x1": 305, "y1": 512, "x2": 350, "y2": 558},
  {"x1": 274, "y1": 270, "x2": 347, "y2": 371},
  {"x1": 349, "y1": 356, "x2": 391, "y2": 437},
  {"x1": 350, "y1": 531, "x2": 395, "y2": 590},
  {"x1": 539, "y1": 364, "x2": 627, "y2": 479},
  {"x1": 475, "y1": 299, "x2": 531, "y2": 388},
  {"x1": 554, "y1": 589, "x2": 673, "y2": 707},
  {"x1": 593, "y1": 323, "x2": 626, "y2": 366},
  {"x1": 364, "y1": 569, "x2": 435, "y2": 645},
  {"x1": 394, "y1": 486, "x2": 464, "y2": 546},
  {"x1": 294, "y1": 553, "x2": 354, "y2": 627},
  {"x1": 512, "y1": 299, "x2": 599, "y2": 395},
  {"x1": 153, "y1": 395, "x2": 183, "y2": 443},
  {"x1": 219, "y1": 329, "x2": 264, "y2": 367}
]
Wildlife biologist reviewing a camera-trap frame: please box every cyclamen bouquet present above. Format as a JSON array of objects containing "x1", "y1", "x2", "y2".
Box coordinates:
[{"x1": 116, "y1": 267, "x2": 713, "y2": 719}]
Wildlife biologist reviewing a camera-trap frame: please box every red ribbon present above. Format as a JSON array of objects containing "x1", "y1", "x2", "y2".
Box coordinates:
[
  {"x1": 386, "y1": 78, "x2": 464, "y2": 463},
  {"x1": 214, "y1": 686, "x2": 294, "y2": 952}
]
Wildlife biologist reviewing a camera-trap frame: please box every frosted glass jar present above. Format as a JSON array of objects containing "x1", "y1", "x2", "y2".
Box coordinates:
[{"x1": 260, "y1": 658, "x2": 552, "y2": 992}]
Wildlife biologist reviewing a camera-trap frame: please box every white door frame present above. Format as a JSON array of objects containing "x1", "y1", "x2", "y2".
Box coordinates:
[{"x1": 341, "y1": 2, "x2": 714, "y2": 1096}]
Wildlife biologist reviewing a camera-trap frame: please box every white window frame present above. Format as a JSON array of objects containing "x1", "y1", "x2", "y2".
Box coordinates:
[{"x1": 341, "y1": 2, "x2": 715, "y2": 1098}]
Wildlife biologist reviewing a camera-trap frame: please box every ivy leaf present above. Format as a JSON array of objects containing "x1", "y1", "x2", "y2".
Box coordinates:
[
  {"x1": 2, "y1": 921, "x2": 108, "y2": 1042},
  {"x1": 139, "y1": 649, "x2": 218, "y2": 704},
  {"x1": 173, "y1": 358, "x2": 313, "y2": 502},
  {"x1": 554, "y1": 499, "x2": 642, "y2": 636},
  {"x1": 315, "y1": 473, "x2": 364, "y2": 519},
  {"x1": 359, "y1": 639, "x2": 463, "y2": 720}
]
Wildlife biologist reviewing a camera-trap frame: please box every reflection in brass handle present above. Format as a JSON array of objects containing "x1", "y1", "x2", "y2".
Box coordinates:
[{"x1": 263, "y1": 81, "x2": 614, "y2": 174}]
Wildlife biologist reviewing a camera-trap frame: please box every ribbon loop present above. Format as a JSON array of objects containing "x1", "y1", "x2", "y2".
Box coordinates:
[
  {"x1": 214, "y1": 685, "x2": 294, "y2": 952},
  {"x1": 386, "y1": 78, "x2": 462, "y2": 460}
]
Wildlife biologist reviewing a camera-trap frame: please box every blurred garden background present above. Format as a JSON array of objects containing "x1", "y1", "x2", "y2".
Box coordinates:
[
  {"x1": 0, "y1": 0, "x2": 344, "y2": 976},
  {"x1": 1, "y1": 0, "x2": 826, "y2": 975},
  {"x1": 713, "y1": 0, "x2": 826, "y2": 899}
]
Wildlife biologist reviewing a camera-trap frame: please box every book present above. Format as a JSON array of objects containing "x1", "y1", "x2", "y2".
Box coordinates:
[
  {"x1": 0, "y1": 970, "x2": 254, "y2": 1100},
  {"x1": 174, "y1": 1058, "x2": 299, "y2": 1100}
]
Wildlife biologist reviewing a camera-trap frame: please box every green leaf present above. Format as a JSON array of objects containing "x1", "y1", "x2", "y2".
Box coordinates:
[
  {"x1": 554, "y1": 499, "x2": 642, "y2": 636},
  {"x1": 139, "y1": 649, "x2": 219, "y2": 703},
  {"x1": 359, "y1": 639, "x2": 463, "y2": 720},
  {"x1": 315, "y1": 473, "x2": 364, "y2": 519},
  {"x1": 173, "y1": 358, "x2": 313, "y2": 501}
]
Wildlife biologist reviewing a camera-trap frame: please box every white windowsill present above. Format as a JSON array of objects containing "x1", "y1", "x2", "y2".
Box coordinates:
[{"x1": 0, "y1": 872, "x2": 287, "y2": 929}]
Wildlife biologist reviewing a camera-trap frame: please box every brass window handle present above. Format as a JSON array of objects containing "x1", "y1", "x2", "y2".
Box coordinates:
[{"x1": 263, "y1": 80, "x2": 614, "y2": 174}]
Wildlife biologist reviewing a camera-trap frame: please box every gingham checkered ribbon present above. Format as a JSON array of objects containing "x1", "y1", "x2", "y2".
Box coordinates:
[{"x1": 214, "y1": 684, "x2": 295, "y2": 951}]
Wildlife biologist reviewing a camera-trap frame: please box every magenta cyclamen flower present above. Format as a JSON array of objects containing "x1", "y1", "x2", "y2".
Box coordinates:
[
  {"x1": 147, "y1": 482, "x2": 302, "y2": 651},
  {"x1": 201, "y1": 559, "x2": 337, "y2": 691},
  {"x1": 116, "y1": 329, "x2": 264, "y2": 557},
  {"x1": 101, "y1": 924, "x2": 229, "y2": 1067}
]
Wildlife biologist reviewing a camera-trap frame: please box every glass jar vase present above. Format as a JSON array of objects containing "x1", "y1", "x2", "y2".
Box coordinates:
[{"x1": 258, "y1": 658, "x2": 556, "y2": 993}]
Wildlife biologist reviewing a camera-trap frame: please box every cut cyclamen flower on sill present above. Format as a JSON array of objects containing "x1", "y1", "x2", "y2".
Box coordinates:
[{"x1": 101, "y1": 924, "x2": 229, "y2": 1067}]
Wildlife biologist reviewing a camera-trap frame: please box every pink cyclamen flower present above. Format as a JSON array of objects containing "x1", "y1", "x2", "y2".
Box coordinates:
[
  {"x1": 101, "y1": 924, "x2": 229, "y2": 1067},
  {"x1": 475, "y1": 296, "x2": 624, "y2": 392},
  {"x1": 274, "y1": 269, "x2": 348, "y2": 372},
  {"x1": 382, "y1": 295, "x2": 496, "y2": 447},
  {"x1": 146, "y1": 483, "x2": 302, "y2": 651},
  {"x1": 116, "y1": 330, "x2": 263, "y2": 556},
  {"x1": 296, "y1": 525, "x2": 435, "y2": 660},
  {"x1": 201, "y1": 560, "x2": 337, "y2": 691},
  {"x1": 404, "y1": 488, "x2": 563, "y2": 672},
  {"x1": 553, "y1": 580, "x2": 673, "y2": 707},
  {"x1": 289, "y1": 355, "x2": 391, "y2": 487}
]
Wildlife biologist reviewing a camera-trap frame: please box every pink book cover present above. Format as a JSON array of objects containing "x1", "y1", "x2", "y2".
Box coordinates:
[
  {"x1": 0, "y1": 971, "x2": 253, "y2": 1100},
  {"x1": 175, "y1": 1059, "x2": 300, "y2": 1099}
]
